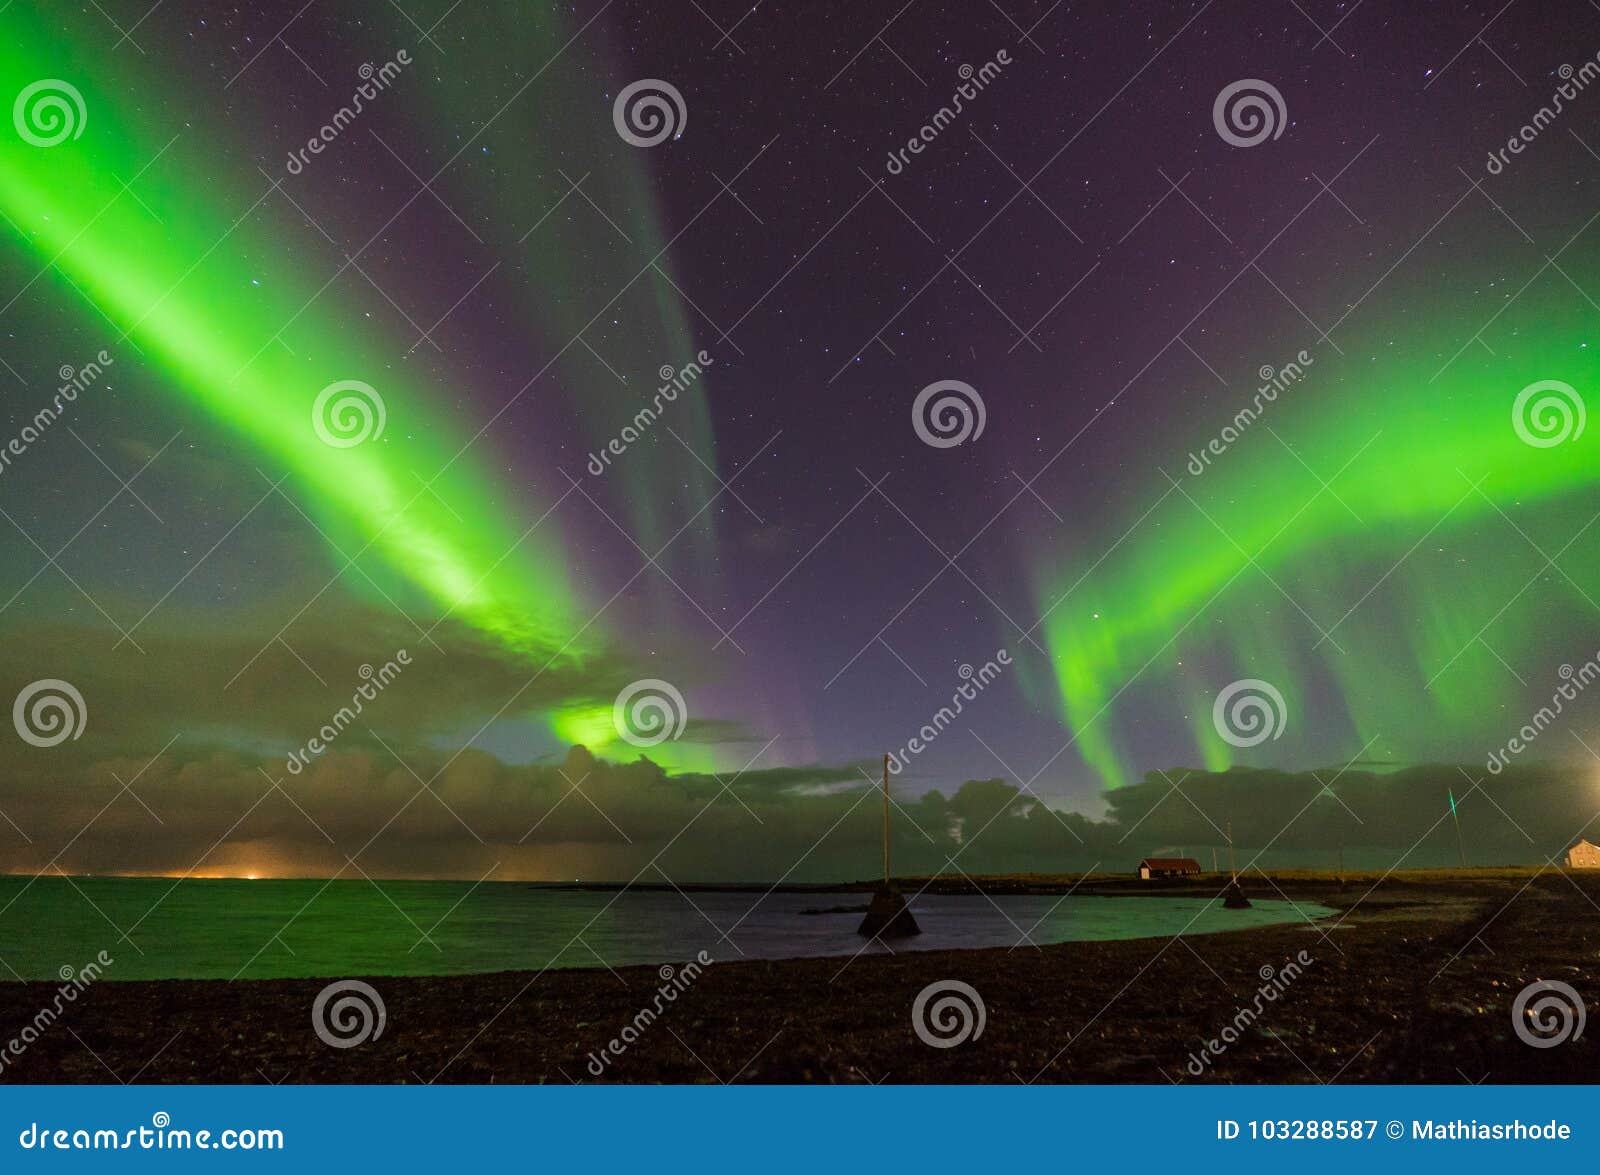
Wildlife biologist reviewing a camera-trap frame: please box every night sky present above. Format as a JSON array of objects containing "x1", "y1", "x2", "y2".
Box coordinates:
[{"x1": 3, "y1": 0, "x2": 1600, "y2": 879}]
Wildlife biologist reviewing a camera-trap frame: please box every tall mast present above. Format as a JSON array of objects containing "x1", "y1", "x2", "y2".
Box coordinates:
[{"x1": 882, "y1": 753, "x2": 890, "y2": 886}]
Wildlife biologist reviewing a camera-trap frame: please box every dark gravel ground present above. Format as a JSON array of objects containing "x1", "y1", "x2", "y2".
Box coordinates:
[{"x1": 0, "y1": 871, "x2": 1594, "y2": 1084}]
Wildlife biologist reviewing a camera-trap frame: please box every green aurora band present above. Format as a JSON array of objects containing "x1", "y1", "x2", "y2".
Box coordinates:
[
  {"x1": 1026, "y1": 277, "x2": 1599, "y2": 788},
  {"x1": 368, "y1": 2, "x2": 723, "y2": 563},
  {"x1": 0, "y1": 18, "x2": 596, "y2": 670},
  {"x1": 0, "y1": 10, "x2": 730, "y2": 770}
]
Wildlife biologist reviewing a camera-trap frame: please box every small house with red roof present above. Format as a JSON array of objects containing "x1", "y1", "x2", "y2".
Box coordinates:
[{"x1": 1137, "y1": 857, "x2": 1201, "y2": 880}]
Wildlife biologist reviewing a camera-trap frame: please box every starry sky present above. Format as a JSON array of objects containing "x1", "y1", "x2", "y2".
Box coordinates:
[{"x1": 2, "y1": 0, "x2": 1600, "y2": 879}]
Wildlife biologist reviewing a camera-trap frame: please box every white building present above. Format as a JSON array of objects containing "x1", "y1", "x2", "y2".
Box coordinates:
[{"x1": 1565, "y1": 838, "x2": 1600, "y2": 869}]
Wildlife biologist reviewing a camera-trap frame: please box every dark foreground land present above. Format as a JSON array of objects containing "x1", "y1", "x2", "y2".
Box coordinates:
[{"x1": 1, "y1": 870, "x2": 1594, "y2": 1083}]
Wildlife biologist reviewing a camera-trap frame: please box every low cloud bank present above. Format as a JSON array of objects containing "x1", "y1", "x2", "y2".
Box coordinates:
[{"x1": 0, "y1": 749, "x2": 1590, "y2": 881}]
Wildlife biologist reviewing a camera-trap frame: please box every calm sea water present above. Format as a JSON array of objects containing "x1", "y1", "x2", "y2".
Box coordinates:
[{"x1": 0, "y1": 878, "x2": 1334, "y2": 981}]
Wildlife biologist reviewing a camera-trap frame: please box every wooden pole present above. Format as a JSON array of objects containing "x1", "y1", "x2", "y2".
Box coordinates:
[{"x1": 882, "y1": 753, "x2": 890, "y2": 886}]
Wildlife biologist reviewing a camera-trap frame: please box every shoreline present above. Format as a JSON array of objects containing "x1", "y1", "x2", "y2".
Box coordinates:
[
  {"x1": 0, "y1": 869, "x2": 1421, "y2": 987},
  {"x1": 2, "y1": 864, "x2": 1545, "y2": 899},
  {"x1": 0, "y1": 870, "x2": 1593, "y2": 1083}
]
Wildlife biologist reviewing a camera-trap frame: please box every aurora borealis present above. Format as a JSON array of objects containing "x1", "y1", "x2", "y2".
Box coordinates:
[
  {"x1": 1028, "y1": 269, "x2": 1600, "y2": 787},
  {"x1": 0, "y1": 9, "x2": 595, "y2": 662},
  {"x1": 3, "y1": 0, "x2": 1600, "y2": 879}
]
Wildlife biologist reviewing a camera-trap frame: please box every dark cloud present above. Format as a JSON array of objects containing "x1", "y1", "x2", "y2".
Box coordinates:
[
  {"x1": 2, "y1": 613, "x2": 1594, "y2": 882},
  {"x1": 0, "y1": 601, "x2": 707, "y2": 762},
  {"x1": 1, "y1": 741, "x2": 1592, "y2": 881},
  {"x1": 1097, "y1": 763, "x2": 1600, "y2": 868}
]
